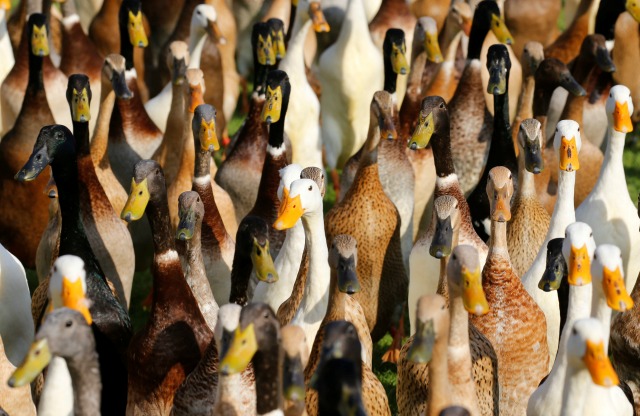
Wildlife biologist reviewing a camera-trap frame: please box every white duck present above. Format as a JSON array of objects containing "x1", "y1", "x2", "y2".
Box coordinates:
[
  {"x1": 145, "y1": 4, "x2": 224, "y2": 133},
  {"x1": 318, "y1": 0, "x2": 384, "y2": 170},
  {"x1": 279, "y1": 0, "x2": 328, "y2": 170},
  {"x1": 521, "y1": 119, "x2": 582, "y2": 367},
  {"x1": 527, "y1": 222, "x2": 596, "y2": 416},
  {"x1": 0, "y1": 0, "x2": 14, "y2": 136},
  {"x1": 273, "y1": 178, "x2": 331, "y2": 353},
  {"x1": 0, "y1": 243, "x2": 35, "y2": 416},
  {"x1": 561, "y1": 318, "x2": 622, "y2": 416},
  {"x1": 576, "y1": 85, "x2": 640, "y2": 293}
]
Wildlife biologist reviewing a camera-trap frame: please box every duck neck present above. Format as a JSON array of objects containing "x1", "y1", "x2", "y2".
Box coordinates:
[
  {"x1": 591, "y1": 289, "x2": 611, "y2": 351},
  {"x1": 431, "y1": 122, "x2": 456, "y2": 177},
  {"x1": 193, "y1": 149, "x2": 229, "y2": 245},
  {"x1": 359, "y1": 116, "x2": 382, "y2": 168},
  {"x1": 254, "y1": 332, "x2": 284, "y2": 414},
  {"x1": 27, "y1": 50, "x2": 44, "y2": 92},
  {"x1": 436, "y1": 257, "x2": 450, "y2": 304},
  {"x1": 299, "y1": 208, "x2": 330, "y2": 314},
  {"x1": 188, "y1": 30, "x2": 207, "y2": 69},
  {"x1": 427, "y1": 321, "x2": 450, "y2": 415},
  {"x1": 268, "y1": 99, "x2": 289, "y2": 150},
  {"x1": 488, "y1": 220, "x2": 510, "y2": 263},
  {"x1": 119, "y1": 25, "x2": 134, "y2": 70},
  {"x1": 448, "y1": 287, "x2": 470, "y2": 350},
  {"x1": 383, "y1": 56, "x2": 398, "y2": 95},
  {"x1": 91, "y1": 88, "x2": 115, "y2": 166},
  {"x1": 487, "y1": 91, "x2": 516, "y2": 171},
  {"x1": 66, "y1": 342, "x2": 101, "y2": 416},
  {"x1": 339, "y1": 0, "x2": 368, "y2": 47},
  {"x1": 229, "y1": 252, "x2": 253, "y2": 306},
  {"x1": 516, "y1": 75, "x2": 535, "y2": 121},
  {"x1": 560, "y1": 363, "x2": 590, "y2": 416},
  {"x1": 517, "y1": 152, "x2": 537, "y2": 197},
  {"x1": 548, "y1": 170, "x2": 576, "y2": 235},
  {"x1": 147, "y1": 189, "x2": 175, "y2": 256},
  {"x1": 467, "y1": 12, "x2": 491, "y2": 61},
  {"x1": 595, "y1": 129, "x2": 626, "y2": 192},
  {"x1": 72, "y1": 121, "x2": 91, "y2": 157},
  {"x1": 326, "y1": 269, "x2": 348, "y2": 319},
  {"x1": 253, "y1": 62, "x2": 269, "y2": 95}
]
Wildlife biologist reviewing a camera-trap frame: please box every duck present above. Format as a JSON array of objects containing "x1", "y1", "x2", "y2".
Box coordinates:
[
  {"x1": 0, "y1": 243, "x2": 35, "y2": 416},
  {"x1": 507, "y1": 119, "x2": 552, "y2": 277},
  {"x1": 576, "y1": 85, "x2": 640, "y2": 292},
  {"x1": 309, "y1": 320, "x2": 370, "y2": 416},
  {"x1": 0, "y1": 0, "x2": 14, "y2": 136},
  {"x1": 219, "y1": 302, "x2": 285, "y2": 415},
  {"x1": 511, "y1": 41, "x2": 544, "y2": 152},
  {"x1": 16, "y1": 124, "x2": 131, "y2": 415},
  {"x1": 0, "y1": 13, "x2": 62, "y2": 268},
  {"x1": 318, "y1": 0, "x2": 384, "y2": 181},
  {"x1": 176, "y1": 191, "x2": 219, "y2": 330},
  {"x1": 120, "y1": 159, "x2": 213, "y2": 414},
  {"x1": 36, "y1": 176, "x2": 61, "y2": 283},
  {"x1": 108, "y1": 0, "x2": 163, "y2": 191},
  {"x1": 504, "y1": 0, "x2": 561, "y2": 58},
  {"x1": 279, "y1": 0, "x2": 329, "y2": 170},
  {"x1": 409, "y1": 0, "x2": 451, "y2": 31},
  {"x1": 189, "y1": 103, "x2": 236, "y2": 307},
  {"x1": 467, "y1": 44, "x2": 518, "y2": 241},
  {"x1": 521, "y1": 119, "x2": 582, "y2": 366},
  {"x1": 304, "y1": 234, "x2": 385, "y2": 416},
  {"x1": 140, "y1": 0, "x2": 184, "y2": 63},
  {"x1": 88, "y1": 0, "x2": 121, "y2": 57},
  {"x1": 245, "y1": 69, "x2": 291, "y2": 257},
  {"x1": 408, "y1": 96, "x2": 488, "y2": 333},
  {"x1": 282, "y1": 324, "x2": 310, "y2": 416},
  {"x1": 612, "y1": 4, "x2": 640, "y2": 121},
  {"x1": 397, "y1": 242, "x2": 499, "y2": 416},
  {"x1": 447, "y1": 0, "x2": 514, "y2": 195},
  {"x1": 544, "y1": 0, "x2": 600, "y2": 64},
  {"x1": 325, "y1": 91, "x2": 407, "y2": 342},
  {"x1": 9, "y1": 308, "x2": 100, "y2": 416},
  {"x1": 561, "y1": 317, "x2": 623, "y2": 416},
  {"x1": 469, "y1": 166, "x2": 549, "y2": 414},
  {"x1": 215, "y1": 21, "x2": 271, "y2": 221}
]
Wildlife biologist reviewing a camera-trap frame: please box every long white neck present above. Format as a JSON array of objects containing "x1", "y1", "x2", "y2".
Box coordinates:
[
  {"x1": 590, "y1": 288, "x2": 611, "y2": 351},
  {"x1": 547, "y1": 170, "x2": 576, "y2": 239},
  {"x1": 591, "y1": 129, "x2": 627, "y2": 196},
  {"x1": 338, "y1": 0, "x2": 368, "y2": 48},
  {"x1": 560, "y1": 363, "x2": 591, "y2": 416},
  {"x1": 188, "y1": 29, "x2": 207, "y2": 69}
]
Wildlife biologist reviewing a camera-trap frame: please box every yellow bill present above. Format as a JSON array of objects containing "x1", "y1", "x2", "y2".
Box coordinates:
[
  {"x1": 409, "y1": 111, "x2": 435, "y2": 149},
  {"x1": 583, "y1": 339, "x2": 620, "y2": 387},
  {"x1": 391, "y1": 43, "x2": 409, "y2": 75},
  {"x1": 31, "y1": 25, "x2": 49, "y2": 57},
  {"x1": 424, "y1": 32, "x2": 443, "y2": 64},
  {"x1": 626, "y1": 0, "x2": 640, "y2": 23},
  {"x1": 257, "y1": 34, "x2": 276, "y2": 66},
  {"x1": 8, "y1": 339, "x2": 52, "y2": 388},
  {"x1": 568, "y1": 244, "x2": 591, "y2": 286},
  {"x1": 602, "y1": 266, "x2": 634, "y2": 312},
  {"x1": 273, "y1": 192, "x2": 304, "y2": 230},
  {"x1": 0, "y1": 0, "x2": 11, "y2": 10},
  {"x1": 613, "y1": 101, "x2": 633, "y2": 133},
  {"x1": 219, "y1": 323, "x2": 258, "y2": 375},
  {"x1": 121, "y1": 178, "x2": 150, "y2": 222},
  {"x1": 490, "y1": 14, "x2": 513, "y2": 45},
  {"x1": 272, "y1": 28, "x2": 286, "y2": 60},
  {"x1": 559, "y1": 136, "x2": 580, "y2": 172},
  {"x1": 262, "y1": 85, "x2": 283, "y2": 124},
  {"x1": 128, "y1": 11, "x2": 148, "y2": 48},
  {"x1": 251, "y1": 238, "x2": 278, "y2": 283},
  {"x1": 199, "y1": 119, "x2": 219, "y2": 151},
  {"x1": 309, "y1": 2, "x2": 330, "y2": 32},
  {"x1": 461, "y1": 266, "x2": 489, "y2": 316},
  {"x1": 71, "y1": 88, "x2": 91, "y2": 122}
]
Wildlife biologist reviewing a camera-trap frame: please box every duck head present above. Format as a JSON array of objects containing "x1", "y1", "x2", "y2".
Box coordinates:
[
  {"x1": 450, "y1": 2, "x2": 472, "y2": 37},
  {"x1": 535, "y1": 58, "x2": 586, "y2": 98},
  {"x1": 186, "y1": 68, "x2": 206, "y2": 113},
  {"x1": 277, "y1": 164, "x2": 304, "y2": 205},
  {"x1": 10, "y1": 309, "x2": 95, "y2": 388},
  {"x1": 486, "y1": 44, "x2": 511, "y2": 95},
  {"x1": 409, "y1": 96, "x2": 448, "y2": 150},
  {"x1": 67, "y1": 74, "x2": 92, "y2": 123},
  {"x1": 267, "y1": 18, "x2": 286, "y2": 60},
  {"x1": 448, "y1": 245, "x2": 489, "y2": 316},
  {"x1": 539, "y1": 238, "x2": 567, "y2": 291},
  {"x1": 281, "y1": 325, "x2": 309, "y2": 405},
  {"x1": 606, "y1": 85, "x2": 634, "y2": 134},
  {"x1": 553, "y1": 120, "x2": 582, "y2": 172},
  {"x1": 562, "y1": 222, "x2": 596, "y2": 286},
  {"x1": 581, "y1": 34, "x2": 616, "y2": 73},
  {"x1": 567, "y1": 318, "x2": 620, "y2": 387},
  {"x1": 429, "y1": 195, "x2": 460, "y2": 259},
  {"x1": 471, "y1": 1, "x2": 513, "y2": 46},
  {"x1": 300, "y1": 166, "x2": 326, "y2": 197},
  {"x1": 521, "y1": 41, "x2": 544, "y2": 78},
  {"x1": 193, "y1": 104, "x2": 220, "y2": 153},
  {"x1": 306, "y1": 1, "x2": 330, "y2": 33},
  {"x1": 191, "y1": 4, "x2": 226, "y2": 45},
  {"x1": 407, "y1": 294, "x2": 448, "y2": 363},
  {"x1": 273, "y1": 178, "x2": 323, "y2": 230},
  {"x1": 176, "y1": 191, "x2": 204, "y2": 242},
  {"x1": 261, "y1": 69, "x2": 291, "y2": 125},
  {"x1": 591, "y1": 244, "x2": 634, "y2": 312},
  {"x1": 219, "y1": 302, "x2": 279, "y2": 375},
  {"x1": 47, "y1": 255, "x2": 92, "y2": 325},
  {"x1": 487, "y1": 166, "x2": 513, "y2": 222},
  {"x1": 252, "y1": 21, "x2": 276, "y2": 67},
  {"x1": 103, "y1": 54, "x2": 133, "y2": 100},
  {"x1": 236, "y1": 216, "x2": 278, "y2": 283},
  {"x1": 15, "y1": 125, "x2": 75, "y2": 182},
  {"x1": 28, "y1": 13, "x2": 49, "y2": 57},
  {"x1": 329, "y1": 234, "x2": 361, "y2": 295},
  {"x1": 120, "y1": 0, "x2": 148, "y2": 48},
  {"x1": 415, "y1": 16, "x2": 443, "y2": 63},
  {"x1": 518, "y1": 119, "x2": 544, "y2": 174},
  {"x1": 121, "y1": 160, "x2": 166, "y2": 222},
  {"x1": 214, "y1": 304, "x2": 242, "y2": 362},
  {"x1": 167, "y1": 41, "x2": 189, "y2": 86},
  {"x1": 383, "y1": 28, "x2": 409, "y2": 75}
]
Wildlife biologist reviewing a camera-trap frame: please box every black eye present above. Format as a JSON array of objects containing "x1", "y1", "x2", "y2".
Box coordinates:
[
  {"x1": 65, "y1": 320, "x2": 73, "y2": 327},
  {"x1": 53, "y1": 266, "x2": 57, "y2": 273},
  {"x1": 590, "y1": 232, "x2": 593, "y2": 237},
  {"x1": 439, "y1": 103, "x2": 445, "y2": 109},
  {"x1": 155, "y1": 169, "x2": 160, "y2": 175},
  {"x1": 308, "y1": 186, "x2": 312, "y2": 191}
]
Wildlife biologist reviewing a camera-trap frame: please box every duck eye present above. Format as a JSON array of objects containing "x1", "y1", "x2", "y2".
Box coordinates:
[
  {"x1": 65, "y1": 320, "x2": 73, "y2": 328},
  {"x1": 308, "y1": 186, "x2": 312, "y2": 191}
]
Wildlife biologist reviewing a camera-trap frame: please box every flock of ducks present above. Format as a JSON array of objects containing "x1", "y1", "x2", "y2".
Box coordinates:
[{"x1": 1, "y1": 0, "x2": 640, "y2": 415}]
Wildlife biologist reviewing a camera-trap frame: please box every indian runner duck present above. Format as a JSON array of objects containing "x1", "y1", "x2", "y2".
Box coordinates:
[
  {"x1": 282, "y1": 324, "x2": 310, "y2": 416},
  {"x1": 447, "y1": 0, "x2": 513, "y2": 195},
  {"x1": 324, "y1": 91, "x2": 407, "y2": 341},
  {"x1": 16, "y1": 124, "x2": 132, "y2": 415},
  {"x1": 507, "y1": 119, "x2": 552, "y2": 277},
  {"x1": 511, "y1": 41, "x2": 544, "y2": 152},
  {"x1": 576, "y1": 84, "x2": 640, "y2": 292},
  {"x1": 521, "y1": 119, "x2": 582, "y2": 366},
  {"x1": 120, "y1": 159, "x2": 213, "y2": 415},
  {"x1": 408, "y1": 96, "x2": 488, "y2": 332}
]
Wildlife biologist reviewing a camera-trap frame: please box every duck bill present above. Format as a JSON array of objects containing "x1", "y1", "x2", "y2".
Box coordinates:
[
  {"x1": 176, "y1": 207, "x2": 196, "y2": 241},
  {"x1": 490, "y1": 14, "x2": 513, "y2": 45},
  {"x1": 273, "y1": 193, "x2": 304, "y2": 230},
  {"x1": 408, "y1": 111, "x2": 435, "y2": 150},
  {"x1": 309, "y1": 2, "x2": 330, "y2": 32},
  {"x1": 188, "y1": 84, "x2": 205, "y2": 113},
  {"x1": 8, "y1": 339, "x2": 52, "y2": 388},
  {"x1": 491, "y1": 190, "x2": 511, "y2": 222},
  {"x1": 568, "y1": 244, "x2": 591, "y2": 286},
  {"x1": 595, "y1": 46, "x2": 616, "y2": 72},
  {"x1": 602, "y1": 266, "x2": 634, "y2": 312},
  {"x1": 560, "y1": 74, "x2": 586, "y2": 97},
  {"x1": 524, "y1": 137, "x2": 544, "y2": 174},
  {"x1": 391, "y1": 43, "x2": 409, "y2": 75},
  {"x1": 257, "y1": 34, "x2": 276, "y2": 66},
  {"x1": 15, "y1": 145, "x2": 50, "y2": 182},
  {"x1": 272, "y1": 29, "x2": 286, "y2": 59},
  {"x1": 461, "y1": 266, "x2": 489, "y2": 316},
  {"x1": 0, "y1": 0, "x2": 11, "y2": 10},
  {"x1": 583, "y1": 340, "x2": 620, "y2": 387},
  {"x1": 429, "y1": 216, "x2": 453, "y2": 259},
  {"x1": 424, "y1": 32, "x2": 443, "y2": 64},
  {"x1": 61, "y1": 277, "x2": 93, "y2": 324},
  {"x1": 207, "y1": 21, "x2": 227, "y2": 45},
  {"x1": 380, "y1": 111, "x2": 397, "y2": 141},
  {"x1": 111, "y1": 70, "x2": 133, "y2": 100},
  {"x1": 199, "y1": 119, "x2": 219, "y2": 152},
  {"x1": 71, "y1": 88, "x2": 91, "y2": 122},
  {"x1": 337, "y1": 256, "x2": 360, "y2": 295},
  {"x1": 121, "y1": 178, "x2": 150, "y2": 223},
  {"x1": 559, "y1": 136, "x2": 580, "y2": 172},
  {"x1": 406, "y1": 319, "x2": 435, "y2": 363},
  {"x1": 487, "y1": 60, "x2": 507, "y2": 95},
  {"x1": 539, "y1": 253, "x2": 565, "y2": 292},
  {"x1": 283, "y1": 354, "x2": 306, "y2": 403},
  {"x1": 219, "y1": 323, "x2": 258, "y2": 375},
  {"x1": 128, "y1": 11, "x2": 148, "y2": 48},
  {"x1": 626, "y1": 0, "x2": 640, "y2": 23},
  {"x1": 251, "y1": 238, "x2": 278, "y2": 283},
  {"x1": 172, "y1": 58, "x2": 187, "y2": 85},
  {"x1": 261, "y1": 85, "x2": 283, "y2": 124},
  {"x1": 31, "y1": 24, "x2": 50, "y2": 56},
  {"x1": 613, "y1": 101, "x2": 633, "y2": 133}
]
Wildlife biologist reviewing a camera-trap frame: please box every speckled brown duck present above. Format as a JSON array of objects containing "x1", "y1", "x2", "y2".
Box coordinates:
[
  {"x1": 120, "y1": 160, "x2": 213, "y2": 415},
  {"x1": 470, "y1": 166, "x2": 549, "y2": 415},
  {"x1": 325, "y1": 90, "x2": 407, "y2": 342}
]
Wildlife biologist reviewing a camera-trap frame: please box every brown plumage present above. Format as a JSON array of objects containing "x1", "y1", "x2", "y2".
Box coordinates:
[
  {"x1": 409, "y1": 0, "x2": 451, "y2": 34},
  {"x1": 369, "y1": 0, "x2": 417, "y2": 49},
  {"x1": 36, "y1": 175, "x2": 61, "y2": 283},
  {"x1": 612, "y1": 11, "x2": 640, "y2": 121},
  {"x1": 89, "y1": 0, "x2": 124, "y2": 57},
  {"x1": 544, "y1": 0, "x2": 598, "y2": 63},
  {"x1": 511, "y1": 41, "x2": 544, "y2": 151},
  {"x1": 325, "y1": 91, "x2": 407, "y2": 341},
  {"x1": 470, "y1": 167, "x2": 549, "y2": 415},
  {"x1": 504, "y1": 0, "x2": 561, "y2": 58}
]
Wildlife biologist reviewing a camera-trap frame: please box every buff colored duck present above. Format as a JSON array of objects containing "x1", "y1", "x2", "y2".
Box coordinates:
[
  {"x1": 612, "y1": 4, "x2": 640, "y2": 121},
  {"x1": 325, "y1": 91, "x2": 407, "y2": 341},
  {"x1": 545, "y1": 0, "x2": 600, "y2": 64},
  {"x1": 504, "y1": 0, "x2": 561, "y2": 58}
]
